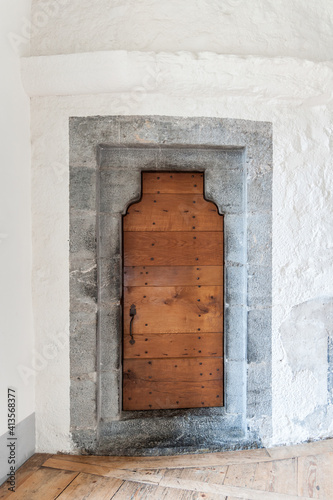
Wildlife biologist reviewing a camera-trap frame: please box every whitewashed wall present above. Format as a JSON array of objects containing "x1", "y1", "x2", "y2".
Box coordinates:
[
  {"x1": 24, "y1": 0, "x2": 333, "y2": 452},
  {"x1": 23, "y1": 52, "x2": 333, "y2": 452},
  {"x1": 0, "y1": 0, "x2": 34, "y2": 433},
  {"x1": 29, "y1": 0, "x2": 333, "y2": 61}
]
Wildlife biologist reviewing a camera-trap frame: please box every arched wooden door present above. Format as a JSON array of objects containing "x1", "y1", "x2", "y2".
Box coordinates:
[{"x1": 122, "y1": 172, "x2": 224, "y2": 410}]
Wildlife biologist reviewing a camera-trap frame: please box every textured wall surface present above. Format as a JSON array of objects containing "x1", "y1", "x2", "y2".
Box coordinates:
[
  {"x1": 25, "y1": 51, "x2": 333, "y2": 452},
  {"x1": 29, "y1": 0, "x2": 333, "y2": 61},
  {"x1": 0, "y1": 0, "x2": 35, "y2": 438}
]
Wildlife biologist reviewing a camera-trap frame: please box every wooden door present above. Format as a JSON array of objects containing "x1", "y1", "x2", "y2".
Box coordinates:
[{"x1": 122, "y1": 172, "x2": 224, "y2": 410}]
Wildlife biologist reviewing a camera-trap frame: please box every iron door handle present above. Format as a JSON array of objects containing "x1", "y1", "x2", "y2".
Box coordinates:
[{"x1": 129, "y1": 304, "x2": 136, "y2": 345}]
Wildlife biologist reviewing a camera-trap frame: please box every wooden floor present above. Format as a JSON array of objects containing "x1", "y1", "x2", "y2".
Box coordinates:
[{"x1": 1, "y1": 439, "x2": 333, "y2": 499}]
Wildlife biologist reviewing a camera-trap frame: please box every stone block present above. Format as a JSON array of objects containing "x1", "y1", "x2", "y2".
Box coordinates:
[
  {"x1": 158, "y1": 147, "x2": 223, "y2": 172},
  {"x1": 224, "y1": 306, "x2": 246, "y2": 361},
  {"x1": 70, "y1": 311, "x2": 97, "y2": 334},
  {"x1": 70, "y1": 212, "x2": 96, "y2": 260},
  {"x1": 247, "y1": 171, "x2": 272, "y2": 213},
  {"x1": 247, "y1": 309, "x2": 272, "y2": 363},
  {"x1": 100, "y1": 168, "x2": 141, "y2": 214},
  {"x1": 247, "y1": 265, "x2": 272, "y2": 308},
  {"x1": 99, "y1": 304, "x2": 121, "y2": 371},
  {"x1": 246, "y1": 131, "x2": 273, "y2": 178},
  {"x1": 158, "y1": 147, "x2": 202, "y2": 170},
  {"x1": 153, "y1": 116, "x2": 201, "y2": 145},
  {"x1": 205, "y1": 168, "x2": 244, "y2": 214},
  {"x1": 69, "y1": 116, "x2": 120, "y2": 168},
  {"x1": 118, "y1": 115, "x2": 160, "y2": 144},
  {"x1": 100, "y1": 370, "x2": 121, "y2": 421},
  {"x1": 71, "y1": 429, "x2": 98, "y2": 454},
  {"x1": 100, "y1": 145, "x2": 157, "y2": 169},
  {"x1": 98, "y1": 214, "x2": 121, "y2": 259},
  {"x1": 225, "y1": 265, "x2": 246, "y2": 306},
  {"x1": 224, "y1": 214, "x2": 245, "y2": 265},
  {"x1": 99, "y1": 257, "x2": 121, "y2": 304},
  {"x1": 70, "y1": 378, "x2": 97, "y2": 429},
  {"x1": 225, "y1": 360, "x2": 245, "y2": 414},
  {"x1": 70, "y1": 260, "x2": 97, "y2": 312},
  {"x1": 247, "y1": 213, "x2": 272, "y2": 266},
  {"x1": 70, "y1": 324, "x2": 96, "y2": 377},
  {"x1": 247, "y1": 362, "x2": 272, "y2": 419},
  {"x1": 70, "y1": 167, "x2": 96, "y2": 211}
]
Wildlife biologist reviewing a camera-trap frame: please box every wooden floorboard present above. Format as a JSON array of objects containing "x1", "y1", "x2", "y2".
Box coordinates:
[
  {"x1": 52, "y1": 447, "x2": 271, "y2": 470},
  {"x1": 251, "y1": 459, "x2": 298, "y2": 496},
  {"x1": 3, "y1": 467, "x2": 77, "y2": 500},
  {"x1": 56, "y1": 472, "x2": 123, "y2": 499},
  {"x1": 0, "y1": 454, "x2": 54, "y2": 499},
  {"x1": 1, "y1": 440, "x2": 332, "y2": 499},
  {"x1": 297, "y1": 452, "x2": 333, "y2": 499}
]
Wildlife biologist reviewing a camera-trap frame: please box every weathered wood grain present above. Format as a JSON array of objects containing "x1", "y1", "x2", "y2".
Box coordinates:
[
  {"x1": 46, "y1": 448, "x2": 271, "y2": 470},
  {"x1": 0, "y1": 454, "x2": 53, "y2": 500},
  {"x1": 123, "y1": 332, "x2": 223, "y2": 359},
  {"x1": 123, "y1": 357, "x2": 223, "y2": 410},
  {"x1": 142, "y1": 172, "x2": 204, "y2": 194},
  {"x1": 6, "y1": 467, "x2": 77, "y2": 500},
  {"x1": 123, "y1": 231, "x2": 224, "y2": 266},
  {"x1": 223, "y1": 462, "x2": 256, "y2": 488},
  {"x1": 297, "y1": 452, "x2": 333, "y2": 498},
  {"x1": 5, "y1": 442, "x2": 333, "y2": 500},
  {"x1": 124, "y1": 286, "x2": 223, "y2": 334},
  {"x1": 57, "y1": 472, "x2": 123, "y2": 499},
  {"x1": 124, "y1": 193, "x2": 222, "y2": 231},
  {"x1": 42, "y1": 458, "x2": 162, "y2": 485},
  {"x1": 43, "y1": 457, "x2": 311, "y2": 499},
  {"x1": 111, "y1": 481, "x2": 225, "y2": 500},
  {"x1": 252, "y1": 458, "x2": 298, "y2": 495},
  {"x1": 123, "y1": 171, "x2": 224, "y2": 411},
  {"x1": 124, "y1": 265, "x2": 223, "y2": 287}
]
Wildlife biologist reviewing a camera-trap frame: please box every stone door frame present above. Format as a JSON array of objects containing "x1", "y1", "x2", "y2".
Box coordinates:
[{"x1": 69, "y1": 116, "x2": 272, "y2": 455}]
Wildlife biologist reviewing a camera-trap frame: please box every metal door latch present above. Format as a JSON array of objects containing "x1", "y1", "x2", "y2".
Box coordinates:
[{"x1": 129, "y1": 304, "x2": 136, "y2": 345}]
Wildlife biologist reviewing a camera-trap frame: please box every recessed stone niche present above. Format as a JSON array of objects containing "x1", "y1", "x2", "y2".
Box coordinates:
[{"x1": 69, "y1": 115, "x2": 272, "y2": 455}]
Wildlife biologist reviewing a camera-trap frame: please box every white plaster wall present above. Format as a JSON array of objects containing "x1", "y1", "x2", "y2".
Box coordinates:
[
  {"x1": 0, "y1": 0, "x2": 34, "y2": 435},
  {"x1": 29, "y1": 0, "x2": 333, "y2": 61},
  {"x1": 25, "y1": 52, "x2": 333, "y2": 452}
]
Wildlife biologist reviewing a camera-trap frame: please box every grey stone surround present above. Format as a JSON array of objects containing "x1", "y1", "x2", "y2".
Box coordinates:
[{"x1": 69, "y1": 116, "x2": 272, "y2": 455}]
